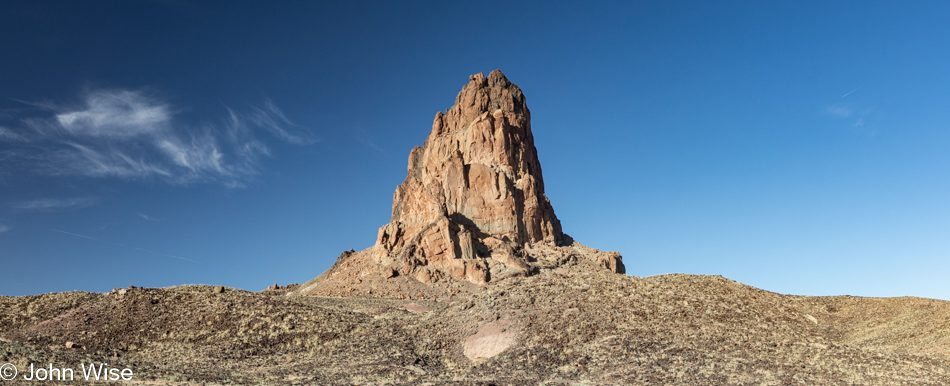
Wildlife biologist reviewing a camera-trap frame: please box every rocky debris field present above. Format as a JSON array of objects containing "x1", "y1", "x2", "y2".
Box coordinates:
[{"x1": 2, "y1": 267, "x2": 950, "y2": 384}]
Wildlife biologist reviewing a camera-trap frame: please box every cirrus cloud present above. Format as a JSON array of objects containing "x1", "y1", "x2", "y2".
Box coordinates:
[
  {"x1": 11, "y1": 197, "x2": 96, "y2": 211},
  {"x1": 56, "y1": 89, "x2": 171, "y2": 137},
  {"x1": 0, "y1": 88, "x2": 314, "y2": 187}
]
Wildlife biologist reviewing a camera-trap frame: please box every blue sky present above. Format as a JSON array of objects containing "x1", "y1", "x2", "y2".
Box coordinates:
[{"x1": 1, "y1": 1, "x2": 948, "y2": 299}]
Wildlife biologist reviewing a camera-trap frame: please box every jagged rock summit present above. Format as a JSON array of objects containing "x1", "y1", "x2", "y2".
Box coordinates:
[{"x1": 297, "y1": 70, "x2": 623, "y2": 298}]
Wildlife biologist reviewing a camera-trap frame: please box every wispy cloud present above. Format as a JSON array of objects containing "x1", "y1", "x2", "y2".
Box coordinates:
[
  {"x1": 352, "y1": 126, "x2": 386, "y2": 155},
  {"x1": 50, "y1": 228, "x2": 199, "y2": 263},
  {"x1": 56, "y1": 89, "x2": 171, "y2": 137},
  {"x1": 48, "y1": 141, "x2": 173, "y2": 178},
  {"x1": 824, "y1": 102, "x2": 877, "y2": 133},
  {"x1": 12, "y1": 197, "x2": 96, "y2": 210},
  {"x1": 136, "y1": 213, "x2": 157, "y2": 221},
  {"x1": 0, "y1": 126, "x2": 28, "y2": 142},
  {"x1": 0, "y1": 224, "x2": 11, "y2": 233},
  {"x1": 1, "y1": 88, "x2": 313, "y2": 187},
  {"x1": 825, "y1": 105, "x2": 853, "y2": 118},
  {"x1": 247, "y1": 100, "x2": 316, "y2": 145}
]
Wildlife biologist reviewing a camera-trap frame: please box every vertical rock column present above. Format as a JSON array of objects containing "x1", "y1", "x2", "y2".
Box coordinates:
[{"x1": 372, "y1": 70, "x2": 565, "y2": 284}]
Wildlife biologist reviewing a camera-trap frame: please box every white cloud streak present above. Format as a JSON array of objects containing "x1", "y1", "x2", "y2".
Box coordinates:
[
  {"x1": 50, "y1": 228, "x2": 199, "y2": 263},
  {"x1": 0, "y1": 126, "x2": 28, "y2": 142},
  {"x1": 49, "y1": 142, "x2": 172, "y2": 178},
  {"x1": 824, "y1": 103, "x2": 876, "y2": 133},
  {"x1": 56, "y1": 89, "x2": 171, "y2": 137},
  {"x1": 0, "y1": 224, "x2": 11, "y2": 233},
  {"x1": 826, "y1": 105, "x2": 853, "y2": 118},
  {"x1": 247, "y1": 100, "x2": 315, "y2": 145},
  {"x1": 352, "y1": 126, "x2": 386, "y2": 155},
  {"x1": 2, "y1": 89, "x2": 313, "y2": 187},
  {"x1": 12, "y1": 197, "x2": 96, "y2": 210}
]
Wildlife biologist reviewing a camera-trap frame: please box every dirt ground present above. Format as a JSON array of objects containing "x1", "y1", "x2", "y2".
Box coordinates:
[{"x1": 2, "y1": 266, "x2": 949, "y2": 384}]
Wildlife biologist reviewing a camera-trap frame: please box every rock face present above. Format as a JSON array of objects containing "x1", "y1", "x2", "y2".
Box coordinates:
[
  {"x1": 297, "y1": 70, "x2": 623, "y2": 296},
  {"x1": 372, "y1": 70, "x2": 575, "y2": 284}
]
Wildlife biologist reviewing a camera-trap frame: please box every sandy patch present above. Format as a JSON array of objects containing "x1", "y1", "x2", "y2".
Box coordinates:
[
  {"x1": 403, "y1": 303, "x2": 431, "y2": 313},
  {"x1": 463, "y1": 319, "x2": 518, "y2": 360}
]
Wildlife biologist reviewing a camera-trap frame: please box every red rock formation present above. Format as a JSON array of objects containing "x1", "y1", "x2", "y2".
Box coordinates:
[
  {"x1": 297, "y1": 70, "x2": 623, "y2": 296},
  {"x1": 372, "y1": 70, "x2": 572, "y2": 284}
]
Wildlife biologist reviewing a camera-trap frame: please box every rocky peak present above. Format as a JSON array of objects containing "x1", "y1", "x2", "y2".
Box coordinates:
[
  {"x1": 297, "y1": 71, "x2": 623, "y2": 297},
  {"x1": 385, "y1": 70, "x2": 561, "y2": 248},
  {"x1": 370, "y1": 70, "x2": 621, "y2": 285}
]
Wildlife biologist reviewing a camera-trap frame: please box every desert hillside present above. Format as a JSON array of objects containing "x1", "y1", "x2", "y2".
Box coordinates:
[{"x1": 2, "y1": 270, "x2": 950, "y2": 384}]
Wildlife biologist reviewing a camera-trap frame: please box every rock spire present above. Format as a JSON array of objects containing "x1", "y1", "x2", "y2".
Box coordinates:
[
  {"x1": 371, "y1": 70, "x2": 572, "y2": 283},
  {"x1": 297, "y1": 70, "x2": 623, "y2": 297}
]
